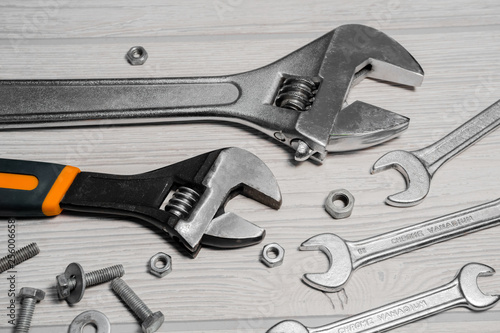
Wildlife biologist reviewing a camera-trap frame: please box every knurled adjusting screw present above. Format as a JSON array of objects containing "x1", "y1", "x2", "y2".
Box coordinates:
[
  {"x1": 15, "y1": 287, "x2": 45, "y2": 333},
  {"x1": 111, "y1": 278, "x2": 164, "y2": 333},
  {"x1": 0, "y1": 242, "x2": 40, "y2": 274},
  {"x1": 56, "y1": 263, "x2": 125, "y2": 304}
]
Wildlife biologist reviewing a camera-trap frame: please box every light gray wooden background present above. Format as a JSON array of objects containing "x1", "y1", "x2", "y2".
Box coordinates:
[{"x1": 1, "y1": 1, "x2": 500, "y2": 332}]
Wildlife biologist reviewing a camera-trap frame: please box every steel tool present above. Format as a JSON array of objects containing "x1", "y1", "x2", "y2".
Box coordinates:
[
  {"x1": 69, "y1": 310, "x2": 111, "y2": 333},
  {"x1": 300, "y1": 198, "x2": 500, "y2": 291},
  {"x1": 267, "y1": 263, "x2": 499, "y2": 333},
  {"x1": 111, "y1": 278, "x2": 164, "y2": 333},
  {"x1": 0, "y1": 147, "x2": 282, "y2": 257},
  {"x1": 16, "y1": 287, "x2": 45, "y2": 333},
  {"x1": 56, "y1": 263, "x2": 125, "y2": 304},
  {"x1": 0, "y1": 24, "x2": 423, "y2": 162},
  {"x1": 371, "y1": 99, "x2": 500, "y2": 207}
]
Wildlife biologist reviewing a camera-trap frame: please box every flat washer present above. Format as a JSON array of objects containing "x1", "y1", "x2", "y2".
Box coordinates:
[
  {"x1": 65, "y1": 262, "x2": 86, "y2": 304},
  {"x1": 68, "y1": 310, "x2": 111, "y2": 333}
]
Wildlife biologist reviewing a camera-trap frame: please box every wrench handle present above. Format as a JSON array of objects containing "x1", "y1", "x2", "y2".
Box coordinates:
[
  {"x1": 0, "y1": 158, "x2": 80, "y2": 217},
  {"x1": 414, "y1": 99, "x2": 500, "y2": 176},
  {"x1": 310, "y1": 280, "x2": 463, "y2": 333},
  {"x1": 0, "y1": 78, "x2": 240, "y2": 129},
  {"x1": 350, "y1": 198, "x2": 500, "y2": 269}
]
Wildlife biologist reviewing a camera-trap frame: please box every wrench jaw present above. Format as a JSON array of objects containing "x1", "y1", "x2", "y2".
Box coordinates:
[
  {"x1": 300, "y1": 233, "x2": 353, "y2": 292},
  {"x1": 285, "y1": 24, "x2": 423, "y2": 162},
  {"x1": 334, "y1": 25, "x2": 424, "y2": 87},
  {"x1": 266, "y1": 320, "x2": 309, "y2": 333},
  {"x1": 458, "y1": 263, "x2": 500, "y2": 311},
  {"x1": 370, "y1": 150, "x2": 431, "y2": 207},
  {"x1": 328, "y1": 101, "x2": 410, "y2": 152},
  {"x1": 172, "y1": 147, "x2": 282, "y2": 255}
]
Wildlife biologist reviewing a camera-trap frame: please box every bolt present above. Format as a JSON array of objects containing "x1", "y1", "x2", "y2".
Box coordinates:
[
  {"x1": 56, "y1": 263, "x2": 124, "y2": 304},
  {"x1": 111, "y1": 278, "x2": 164, "y2": 333},
  {"x1": 0, "y1": 243, "x2": 40, "y2": 274},
  {"x1": 15, "y1": 287, "x2": 45, "y2": 333}
]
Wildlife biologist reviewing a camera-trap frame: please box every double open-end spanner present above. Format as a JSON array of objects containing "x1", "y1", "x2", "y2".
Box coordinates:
[
  {"x1": 267, "y1": 263, "x2": 499, "y2": 333},
  {"x1": 371, "y1": 99, "x2": 500, "y2": 207},
  {"x1": 0, "y1": 147, "x2": 282, "y2": 257},
  {"x1": 0, "y1": 25, "x2": 423, "y2": 163},
  {"x1": 300, "y1": 198, "x2": 500, "y2": 291}
]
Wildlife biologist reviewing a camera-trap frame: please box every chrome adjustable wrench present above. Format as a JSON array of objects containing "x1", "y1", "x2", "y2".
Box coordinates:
[
  {"x1": 267, "y1": 263, "x2": 499, "y2": 333},
  {"x1": 300, "y1": 198, "x2": 500, "y2": 291},
  {"x1": 0, "y1": 25, "x2": 424, "y2": 163},
  {"x1": 0, "y1": 148, "x2": 282, "y2": 257}
]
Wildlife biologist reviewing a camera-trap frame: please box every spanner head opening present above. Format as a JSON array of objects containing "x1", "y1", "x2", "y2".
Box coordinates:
[
  {"x1": 300, "y1": 233, "x2": 353, "y2": 292},
  {"x1": 457, "y1": 263, "x2": 500, "y2": 311},
  {"x1": 370, "y1": 150, "x2": 431, "y2": 207}
]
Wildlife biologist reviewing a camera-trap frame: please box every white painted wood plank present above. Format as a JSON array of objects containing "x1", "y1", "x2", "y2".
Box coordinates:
[{"x1": 0, "y1": 1, "x2": 500, "y2": 332}]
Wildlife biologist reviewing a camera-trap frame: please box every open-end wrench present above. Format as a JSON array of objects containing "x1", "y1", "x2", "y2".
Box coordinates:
[
  {"x1": 0, "y1": 147, "x2": 282, "y2": 257},
  {"x1": 267, "y1": 263, "x2": 499, "y2": 333},
  {"x1": 0, "y1": 25, "x2": 423, "y2": 163},
  {"x1": 371, "y1": 99, "x2": 500, "y2": 207},
  {"x1": 299, "y1": 198, "x2": 500, "y2": 292}
]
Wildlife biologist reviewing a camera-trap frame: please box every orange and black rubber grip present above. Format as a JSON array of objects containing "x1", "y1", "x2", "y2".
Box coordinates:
[{"x1": 0, "y1": 159, "x2": 80, "y2": 216}]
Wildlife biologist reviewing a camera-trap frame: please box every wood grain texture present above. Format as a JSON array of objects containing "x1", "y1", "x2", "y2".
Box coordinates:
[{"x1": 0, "y1": 0, "x2": 499, "y2": 332}]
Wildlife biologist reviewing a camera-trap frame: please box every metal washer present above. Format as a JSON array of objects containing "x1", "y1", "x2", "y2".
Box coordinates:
[{"x1": 68, "y1": 310, "x2": 111, "y2": 333}]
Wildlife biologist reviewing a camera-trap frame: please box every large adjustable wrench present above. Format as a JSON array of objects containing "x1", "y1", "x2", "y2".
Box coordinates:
[
  {"x1": 0, "y1": 25, "x2": 423, "y2": 162},
  {"x1": 300, "y1": 198, "x2": 500, "y2": 292},
  {"x1": 371, "y1": 99, "x2": 500, "y2": 207},
  {"x1": 267, "y1": 263, "x2": 499, "y2": 333}
]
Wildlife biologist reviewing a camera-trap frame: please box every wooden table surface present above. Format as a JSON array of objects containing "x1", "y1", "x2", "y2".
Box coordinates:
[{"x1": 1, "y1": 1, "x2": 500, "y2": 332}]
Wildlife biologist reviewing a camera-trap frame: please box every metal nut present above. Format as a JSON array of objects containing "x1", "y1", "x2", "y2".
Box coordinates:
[
  {"x1": 261, "y1": 243, "x2": 285, "y2": 268},
  {"x1": 149, "y1": 253, "x2": 172, "y2": 278},
  {"x1": 126, "y1": 46, "x2": 148, "y2": 65},
  {"x1": 55, "y1": 274, "x2": 70, "y2": 299},
  {"x1": 325, "y1": 189, "x2": 354, "y2": 219}
]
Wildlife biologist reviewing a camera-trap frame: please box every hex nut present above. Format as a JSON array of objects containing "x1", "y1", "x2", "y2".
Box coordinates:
[
  {"x1": 55, "y1": 274, "x2": 70, "y2": 299},
  {"x1": 149, "y1": 253, "x2": 172, "y2": 278},
  {"x1": 19, "y1": 287, "x2": 45, "y2": 301},
  {"x1": 325, "y1": 189, "x2": 355, "y2": 219},
  {"x1": 261, "y1": 243, "x2": 285, "y2": 268},
  {"x1": 142, "y1": 311, "x2": 165, "y2": 333},
  {"x1": 126, "y1": 46, "x2": 148, "y2": 65}
]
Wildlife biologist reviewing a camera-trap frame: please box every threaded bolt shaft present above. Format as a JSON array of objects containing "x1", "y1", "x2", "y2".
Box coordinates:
[
  {"x1": 15, "y1": 288, "x2": 44, "y2": 333},
  {"x1": 0, "y1": 243, "x2": 40, "y2": 274},
  {"x1": 111, "y1": 278, "x2": 152, "y2": 321},
  {"x1": 66, "y1": 264, "x2": 125, "y2": 291},
  {"x1": 15, "y1": 298, "x2": 36, "y2": 333},
  {"x1": 69, "y1": 264, "x2": 125, "y2": 288}
]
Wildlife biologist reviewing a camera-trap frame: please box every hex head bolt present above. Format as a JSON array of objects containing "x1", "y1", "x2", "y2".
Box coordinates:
[
  {"x1": 0, "y1": 243, "x2": 39, "y2": 274},
  {"x1": 56, "y1": 263, "x2": 124, "y2": 304},
  {"x1": 111, "y1": 278, "x2": 164, "y2": 333},
  {"x1": 15, "y1": 287, "x2": 45, "y2": 333}
]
